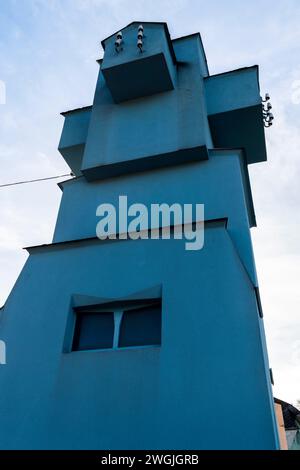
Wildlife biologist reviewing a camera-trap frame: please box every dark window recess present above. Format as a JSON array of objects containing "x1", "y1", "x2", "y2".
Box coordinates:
[
  {"x1": 72, "y1": 312, "x2": 114, "y2": 351},
  {"x1": 119, "y1": 304, "x2": 161, "y2": 348}
]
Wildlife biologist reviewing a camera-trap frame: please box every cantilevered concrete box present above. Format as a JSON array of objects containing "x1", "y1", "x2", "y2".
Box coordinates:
[
  {"x1": 58, "y1": 106, "x2": 91, "y2": 176},
  {"x1": 101, "y1": 22, "x2": 176, "y2": 103},
  {"x1": 205, "y1": 66, "x2": 266, "y2": 164}
]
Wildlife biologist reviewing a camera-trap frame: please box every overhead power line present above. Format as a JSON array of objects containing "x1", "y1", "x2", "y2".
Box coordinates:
[{"x1": 0, "y1": 173, "x2": 73, "y2": 189}]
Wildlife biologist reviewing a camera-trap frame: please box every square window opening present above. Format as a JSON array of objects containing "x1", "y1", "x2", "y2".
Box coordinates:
[{"x1": 72, "y1": 301, "x2": 161, "y2": 352}]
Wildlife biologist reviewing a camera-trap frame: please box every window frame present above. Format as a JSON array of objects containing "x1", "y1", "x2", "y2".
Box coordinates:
[
  {"x1": 72, "y1": 310, "x2": 115, "y2": 352},
  {"x1": 71, "y1": 299, "x2": 162, "y2": 353}
]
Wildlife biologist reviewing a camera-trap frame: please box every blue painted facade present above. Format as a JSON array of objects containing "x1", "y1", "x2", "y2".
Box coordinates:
[{"x1": 0, "y1": 22, "x2": 279, "y2": 449}]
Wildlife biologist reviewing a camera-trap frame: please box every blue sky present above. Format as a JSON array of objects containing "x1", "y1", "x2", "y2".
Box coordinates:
[{"x1": 0, "y1": 0, "x2": 299, "y2": 405}]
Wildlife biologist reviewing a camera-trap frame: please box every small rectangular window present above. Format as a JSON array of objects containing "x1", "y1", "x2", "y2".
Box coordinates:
[
  {"x1": 119, "y1": 304, "x2": 161, "y2": 348},
  {"x1": 72, "y1": 312, "x2": 114, "y2": 351},
  {"x1": 72, "y1": 301, "x2": 161, "y2": 352}
]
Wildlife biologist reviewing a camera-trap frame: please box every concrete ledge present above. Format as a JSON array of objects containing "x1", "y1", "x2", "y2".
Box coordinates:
[
  {"x1": 82, "y1": 145, "x2": 209, "y2": 182},
  {"x1": 25, "y1": 217, "x2": 227, "y2": 253}
]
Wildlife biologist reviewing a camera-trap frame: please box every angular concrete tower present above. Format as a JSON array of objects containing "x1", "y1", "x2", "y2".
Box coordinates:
[{"x1": 0, "y1": 22, "x2": 279, "y2": 449}]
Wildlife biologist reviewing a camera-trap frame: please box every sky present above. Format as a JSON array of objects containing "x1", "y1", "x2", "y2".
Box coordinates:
[{"x1": 0, "y1": 0, "x2": 299, "y2": 405}]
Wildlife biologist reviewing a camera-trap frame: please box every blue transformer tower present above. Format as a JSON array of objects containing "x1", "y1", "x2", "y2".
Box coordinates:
[{"x1": 0, "y1": 22, "x2": 279, "y2": 450}]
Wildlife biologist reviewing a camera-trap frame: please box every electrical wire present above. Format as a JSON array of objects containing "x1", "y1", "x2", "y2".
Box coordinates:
[{"x1": 0, "y1": 173, "x2": 73, "y2": 189}]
